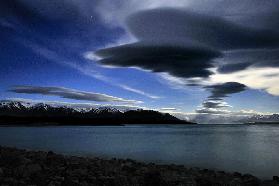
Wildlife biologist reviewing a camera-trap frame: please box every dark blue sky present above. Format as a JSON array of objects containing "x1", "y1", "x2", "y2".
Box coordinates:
[{"x1": 1, "y1": 0, "x2": 279, "y2": 123}]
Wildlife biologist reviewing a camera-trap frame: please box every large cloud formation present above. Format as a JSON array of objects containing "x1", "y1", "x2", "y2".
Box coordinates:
[
  {"x1": 9, "y1": 86, "x2": 141, "y2": 104},
  {"x1": 92, "y1": 6, "x2": 279, "y2": 114},
  {"x1": 202, "y1": 100, "x2": 231, "y2": 109},
  {"x1": 196, "y1": 82, "x2": 247, "y2": 114},
  {"x1": 94, "y1": 9, "x2": 230, "y2": 79},
  {"x1": 95, "y1": 0, "x2": 279, "y2": 30},
  {"x1": 126, "y1": 9, "x2": 279, "y2": 50},
  {"x1": 217, "y1": 49, "x2": 279, "y2": 73},
  {"x1": 95, "y1": 42, "x2": 221, "y2": 78},
  {"x1": 94, "y1": 7, "x2": 279, "y2": 82},
  {"x1": 205, "y1": 82, "x2": 247, "y2": 100}
]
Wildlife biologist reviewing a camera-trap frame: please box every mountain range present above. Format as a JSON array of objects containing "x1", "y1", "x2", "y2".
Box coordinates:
[
  {"x1": 0, "y1": 101, "x2": 194, "y2": 125},
  {"x1": 239, "y1": 114, "x2": 279, "y2": 124}
]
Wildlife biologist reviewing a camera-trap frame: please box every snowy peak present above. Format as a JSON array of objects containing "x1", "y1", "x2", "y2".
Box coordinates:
[
  {"x1": 246, "y1": 114, "x2": 279, "y2": 122},
  {"x1": 0, "y1": 100, "x2": 123, "y2": 115},
  {"x1": 0, "y1": 100, "x2": 193, "y2": 125},
  {"x1": 0, "y1": 101, "x2": 30, "y2": 110}
]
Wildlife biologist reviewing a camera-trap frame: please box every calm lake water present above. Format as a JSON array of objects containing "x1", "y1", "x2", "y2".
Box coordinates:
[{"x1": 0, "y1": 124, "x2": 279, "y2": 179}]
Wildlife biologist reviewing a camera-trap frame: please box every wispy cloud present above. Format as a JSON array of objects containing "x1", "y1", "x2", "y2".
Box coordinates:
[
  {"x1": 160, "y1": 107, "x2": 177, "y2": 111},
  {"x1": 25, "y1": 42, "x2": 161, "y2": 100},
  {"x1": 9, "y1": 85, "x2": 142, "y2": 104},
  {"x1": 83, "y1": 51, "x2": 102, "y2": 61},
  {"x1": 118, "y1": 84, "x2": 161, "y2": 99},
  {"x1": 0, "y1": 18, "x2": 15, "y2": 29}
]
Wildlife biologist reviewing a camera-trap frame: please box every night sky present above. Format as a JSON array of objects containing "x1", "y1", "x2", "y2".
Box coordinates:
[{"x1": 1, "y1": 0, "x2": 279, "y2": 123}]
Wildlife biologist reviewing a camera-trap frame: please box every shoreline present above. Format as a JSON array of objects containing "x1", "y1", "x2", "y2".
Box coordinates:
[{"x1": 0, "y1": 146, "x2": 279, "y2": 186}]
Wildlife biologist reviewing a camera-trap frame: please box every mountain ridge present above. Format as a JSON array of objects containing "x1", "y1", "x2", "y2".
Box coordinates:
[
  {"x1": 239, "y1": 114, "x2": 279, "y2": 124},
  {"x1": 0, "y1": 101, "x2": 195, "y2": 125}
]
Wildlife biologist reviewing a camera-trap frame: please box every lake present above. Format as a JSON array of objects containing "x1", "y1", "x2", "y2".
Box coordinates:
[{"x1": 0, "y1": 124, "x2": 279, "y2": 179}]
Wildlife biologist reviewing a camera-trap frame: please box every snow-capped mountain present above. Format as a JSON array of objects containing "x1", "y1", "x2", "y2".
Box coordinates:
[
  {"x1": 0, "y1": 100, "x2": 193, "y2": 125},
  {"x1": 0, "y1": 101, "x2": 123, "y2": 114},
  {"x1": 241, "y1": 114, "x2": 279, "y2": 123},
  {"x1": 0, "y1": 100, "x2": 30, "y2": 109}
]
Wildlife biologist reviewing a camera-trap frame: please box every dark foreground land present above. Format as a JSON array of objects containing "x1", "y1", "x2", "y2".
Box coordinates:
[{"x1": 0, "y1": 147, "x2": 279, "y2": 186}]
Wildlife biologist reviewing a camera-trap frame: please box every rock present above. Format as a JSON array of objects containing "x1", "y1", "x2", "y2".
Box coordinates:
[
  {"x1": 0, "y1": 167, "x2": 3, "y2": 176},
  {"x1": 230, "y1": 178, "x2": 242, "y2": 186},
  {"x1": 31, "y1": 151, "x2": 47, "y2": 161},
  {"x1": 71, "y1": 168, "x2": 88, "y2": 177},
  {"x1": 3, "y1": 177, "x2": 18, "y2": 185},
  {"x1": 80, "y1": 180, "x2": 89, "y2": 186},
  {"x1": 0, "y1": 152, "x2": 27, "y2": 167},
  {"x1": 14, "y1": 165, "x2": 26, "y2": 177},
  {"x1": 195, "y1": 177, "x2": 212, "y2": 186},
  {"x1": 144, "y1": 170, "x2": 167, "y2": 186},
  {"x1": 26, "y1": 163, "x2": 42, "y2": 175},
  {"x1": 22, "y1": 157, "x2": 32, "y2": 165},
  {"x1": 233, "y1": 172, "x2": 242, "y2": 177},
  {"x1": 62, "y1": 177, "x2": 80, "y2": 186},
  {"x1": 261, "y1": 180, "x2": 279, "y2": 186},
  {"x1": 56, "y1": 176, "x2": 65, "y2": 181},
  {"x1": 48, "y1": 181, "x2": 59, "y2": 186},
  {"x1": 121, "y1": 162, "x2": 137, "y2": 173},
  {"x1": 98, "y1": 176, "x2": 116, "y2": 185},
  {"x1": 242, "y1": 174, "x2": 260, "y2": 186}
]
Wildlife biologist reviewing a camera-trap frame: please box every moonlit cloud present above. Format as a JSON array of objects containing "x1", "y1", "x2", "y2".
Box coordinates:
[
  {"x1": 205, "y1": 82, "x2": 247, "y2": 100},
  {"x1": 217, "y1": 49, "x2": 279, "y2": 73},
  {"x1": 84, "y1": 51, "x2": 102, "y2": 61},
  {"x1": 95, "y1": 0, "x2": 279, "y2": 37},
  {"x1": 196, "y1": 108, "x2": 231, "y2": 115},
  {"x1": 118, "y1": 84, "x2": 161, "y2": 99},
  {"x1": 209, "y1": 67, "x2": 279, "y2": 96},
  {"x1": 95, "y1": 42, "x2": 220, "y2": 78},
  {"x1": 160, "y1": 108, "x2": 177, "y2": 111},
  {"x1": 202, "y1": 100, "x2": 232, "y2": 109},
  {"x1": 195, "y1": 82, "x2": 246, "y2": 115},
  {"x1": 95, "y1": 0, "x2": 190, "y2": 26},
  {"x1": 127, "y1": 8, "x2": 279, "y2": 50},
  {"x1": 10, "y1": 85, "x2": 142, "y2": 104}
]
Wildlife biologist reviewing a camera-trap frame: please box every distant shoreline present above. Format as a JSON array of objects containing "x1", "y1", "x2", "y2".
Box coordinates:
[
  {"x1": 244, "y1": 122, "x2": 279, "y2": 125},
  {"x1": 1, "y1": 146, "x2": 278, "y2": 186}
]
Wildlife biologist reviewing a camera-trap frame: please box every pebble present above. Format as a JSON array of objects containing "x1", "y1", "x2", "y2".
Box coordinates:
[
  {"x1": 0, "y1": 167, "x2": 3, "y2": 176},
  {"x1": 0, "y1": 146, "x2": 278, "y2": 186}
]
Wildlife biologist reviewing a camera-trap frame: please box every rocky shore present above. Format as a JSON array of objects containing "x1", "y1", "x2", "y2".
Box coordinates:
[{"x1": 0, "y1": 146, "x2": 278, "y2": 186}]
